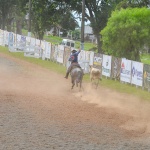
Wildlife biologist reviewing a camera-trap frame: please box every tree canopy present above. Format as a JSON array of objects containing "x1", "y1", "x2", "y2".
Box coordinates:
[{"x1": 101, "y1": 7, "x2": 150, "y2": 61}]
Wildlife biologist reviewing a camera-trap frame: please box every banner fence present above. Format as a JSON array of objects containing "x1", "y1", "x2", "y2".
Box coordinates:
[{"x1": 0, "y1": 29, "x2": 150, "y2": 92}]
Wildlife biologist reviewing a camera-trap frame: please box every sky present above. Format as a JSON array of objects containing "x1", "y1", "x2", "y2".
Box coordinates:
[{"x1": 73, "y1": 12, "x2": 90, "y2": 27}]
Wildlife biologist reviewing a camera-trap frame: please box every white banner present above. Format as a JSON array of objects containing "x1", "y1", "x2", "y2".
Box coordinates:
[
  {"x1": 93, "y1": 53, "x2": 103, "y2": 67},
  {"x1": 16, "y1": 34, "x2": 26, "y2": 50},
  {"x1": 131, "y1": 61, "x2": 143, "y2": 86},
  {"x1": 34, "y1": 39, "x2": 41, "y2": 58},
  {"x1": 25, "y1": 36, "x2": 31, "y2": 51},
  {"x1": 41, "y1": 40, "x2": 46, "y2": 50},
  {"x1": 85, "y1": 51, "x2": 94, "y2": 66},
  {"x1": 120, "y1": 58, "x2": 132, "y2": 83},
  {"x1": 8, "y1": 32, "x2": 14, "y2": 49},
  {"x1": 45, "y1": 42, "x2": 51, "y2": 59},
  {"x1": 102, "y1": 54, "x2": 112, "y2": 77},
  {"x1": 57, "y1": 45, "x2": 64, "y2": 63},
  {"x1": 30, "y1": 37, "x2": 36, "y2": 51},
  {"x1": 89, "y1": 51, "x2": 94, "y2": 66},
  {"x1": 78, "y1": 50, "x2": 86, "y2": 62},
  {"x1": 4, "y1": 30, "x2": 9, "y2": 46},
  {"x1": 0, "y1": 29, "x2": 4, "y2": 46}
]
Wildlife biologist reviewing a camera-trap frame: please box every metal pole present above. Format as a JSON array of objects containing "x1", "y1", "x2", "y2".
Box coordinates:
[
  {"x1": 28, "y1": 0, "x2": 31, "y2": 37},
  {"x1": 80, "y1": 0, "x2": 85, "y2": 50}
]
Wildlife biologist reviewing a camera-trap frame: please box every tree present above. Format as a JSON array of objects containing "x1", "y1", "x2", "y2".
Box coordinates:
[
  {"x1": 100, "y1": 7, "x2": 150, "y2": 61},
  {"x1": 31, "y1": 0, "x2": 78, "y2": 40},
  {"x1": 115, "y1": 0, "x2": 150, "y2": 10},
  {"x1": 64, "y1": 0, "x2": 123, "y2": 53},
  {"x1": 0, "y1": 0, "x2": 16, "y2": 30},
  {"x1": 59, "y1": 11, "x2": 79, "y2": 35},
  {"x1": 0, "y1": 0, "x2": 28, "y2": 33}
]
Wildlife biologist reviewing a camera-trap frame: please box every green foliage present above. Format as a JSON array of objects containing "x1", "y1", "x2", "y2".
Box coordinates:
[
  {"x1": 31, "y1": 0, "x2": 57, "y2": 39},
  {"x1": 141, "y1": 54, "x2": 150, "y2": 65},
  {"x1": 101, "y1": 7, "x2": 150, "y2": 61}
]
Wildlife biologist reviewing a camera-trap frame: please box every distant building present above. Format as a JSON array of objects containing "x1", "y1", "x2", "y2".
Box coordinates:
[{"x1": 84, "y1": 25, "x2": 97, "y2": 43}]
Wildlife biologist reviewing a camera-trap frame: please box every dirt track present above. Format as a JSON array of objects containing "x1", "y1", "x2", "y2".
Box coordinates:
[{"x1": 0, "y1": 53, "x2": 150, "y2": 150}]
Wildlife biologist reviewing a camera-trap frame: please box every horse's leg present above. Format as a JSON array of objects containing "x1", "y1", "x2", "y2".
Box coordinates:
[
  {"x1": 96, "y1": 78, "x2": 100, "y2": 89},
  {"x1": 79, "y1": 81, "x2": 82, "y2": 91},
  {"x1": 72, "y1": 83, "x2": 75, "y2": 89},
  {"x1": 71, "y1": 80, "x2": 75, "y2": 89},
  {"x1": 76, "y1": 81, "x2": 78, "y2": 87}
]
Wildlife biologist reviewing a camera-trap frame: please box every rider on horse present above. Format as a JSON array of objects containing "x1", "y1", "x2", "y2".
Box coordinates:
[{"x1": 64, "y1": 48, "x2": 81, "y2": 79}]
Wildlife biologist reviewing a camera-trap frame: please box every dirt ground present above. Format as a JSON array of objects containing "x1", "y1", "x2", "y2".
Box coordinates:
[{"x1": 0, "y1": 52, "x2": 150, "y2": 150}]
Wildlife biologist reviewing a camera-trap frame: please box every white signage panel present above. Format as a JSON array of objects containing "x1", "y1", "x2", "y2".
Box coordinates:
[
  {"x1": 120, "y1": 58, "x2": 132, "y2": 83},
  {"x1": 131, "y1": 61, "x2": 143, "y2": 86},
  {"x1": 102, "y1": 54, "x2": 112, "y2": 77}
]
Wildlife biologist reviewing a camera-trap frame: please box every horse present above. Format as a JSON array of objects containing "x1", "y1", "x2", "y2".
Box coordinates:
[{"x1": 70, "y1": 67, "x2": 84, "y2": 91}]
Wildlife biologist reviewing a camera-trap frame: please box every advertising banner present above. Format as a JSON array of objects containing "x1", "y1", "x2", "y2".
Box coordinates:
[
  {"x1": 50, "y1": 45, "x2": 58, "y2": 61},
  {"x1": 111, "y1": 57, "x2": 121, "y2": 80},
  {"x1": 63, "y1": 47, "x2": 71, "y2": 67},
  {"x1": 78, "y1": 50, "x2": 86, "y2": 62},
  {"x1": 131, "y1": 61, "x2": 143, "y2": 87},
  {"x1": 85, "y1": 51, "x2": 94, "y2": 66},
  {"x1": 25, "y1": 36, "x2": 31, "y2": 51},
  {"x1": 3, "y1": 30, "x2": 9, "y2": 46},
  {"x1": 45, "y1": 42, "x2": 51, "y2": 59},
  {"x1": 8, "y1": 32, "x2": 14, "y2": 50},
  {"x1": 143, "y1": 64, "x2": 150, "y2": 90},
  {"x1": 50, "y1": 45, "x2": 55, "y2": 61},
  {"x1": 120, "y1": 58, "x2": 132, "y2": 83},
  {"x1": 16, "y1": 34, "x2": 26, "y2": 50},
  {"x1": 30, "y1": 37, "x2": 36, "y2": 51},
  {"x1": 102, "y1": 54, "x2": 112, "y2": 77},
  {"x1": 34, "y1": 39, "x2": 41, "y2": 58},
  {"x1": 0, "y1": 29, "x2": 4, "y2": 46},
  {"x1": 41, "y1": 40, "x2": 46, "y2": 59},
  {"x1": 57, "y1": 45, "x2": 64, "y2": 64},
  {"x1": 41, "y1": 40, "x2": 45, "y2": 50},
  {"x1": 93, "y1": 53, "x2": 103, "y2": 70}
]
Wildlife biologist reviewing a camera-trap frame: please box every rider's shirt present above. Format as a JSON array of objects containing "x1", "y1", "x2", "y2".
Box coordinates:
[{"x1": 68, "y1": 51, "x2": 81, "y2": 63}]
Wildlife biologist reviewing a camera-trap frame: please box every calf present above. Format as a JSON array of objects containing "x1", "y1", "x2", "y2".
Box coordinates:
[{"x1": 89, "y1": 66, "x2": 102, "y2": 88}]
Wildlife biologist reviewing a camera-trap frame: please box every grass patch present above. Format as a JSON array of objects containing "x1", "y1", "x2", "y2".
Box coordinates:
[
  {"x1": 75, "y1": 41, "x2": 97, "y2": 51},
  {"x1": 141, "y1": 53, "x2": 150, "y2": 65},
  {"x1": 44, "y1": 35, "x2": 62, "y2": 45},
  {"x1": 1, "y1": 46, "x2": 150, "y2": 101}
]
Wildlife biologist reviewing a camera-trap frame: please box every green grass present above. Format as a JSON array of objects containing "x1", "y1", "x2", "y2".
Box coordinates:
[
  {"x1": 75, "y1": 41, "x2": 97, "y2": 51},
  {"x1": 1, "y1": 46, "x2": 150, "y2": 101},
  {"x1": 141, "y1": 53, "x2": 150, "y2": 65},
  {"x1": 43, "y1": 35, "x2": 62, "y2": 45}
]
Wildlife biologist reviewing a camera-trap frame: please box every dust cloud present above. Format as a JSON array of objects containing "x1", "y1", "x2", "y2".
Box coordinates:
[{"x1": 74, "y1": 84, "x2": 150, "y2": 134}]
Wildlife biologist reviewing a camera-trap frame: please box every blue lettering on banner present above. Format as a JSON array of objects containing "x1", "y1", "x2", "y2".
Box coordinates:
[
  {"x1": 102, "y1": 67, "x2": 110, "y2": 73},
  {"x1": 121, "y1": 68, "x2": 131, "y2": 75},
  {"x1": 132, "y1": 67, "x2": 142, "y2": 78}
]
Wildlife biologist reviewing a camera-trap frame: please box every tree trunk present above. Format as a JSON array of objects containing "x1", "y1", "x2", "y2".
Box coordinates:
[
  {"x1": 2, "y1": 16, "x2": 6, "y2": 30},
  {"x1": 38, "y1": 31, "x2": 44, "y2": 40},
  {"x1": 95, "y1": 34, "x2": 102, "y2": 54},
  {"x1": 16, "y1": 20, "x2": 22, "y2": 35},
  {"x1": 135, "y1": 49, "x2": 140, "y2": 62},
  {"x1": 6, "y1": 18, "x2": 13, "y2": 32}
]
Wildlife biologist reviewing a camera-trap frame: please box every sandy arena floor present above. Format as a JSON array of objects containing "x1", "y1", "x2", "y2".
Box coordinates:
[{"x1": 0, "y1": 53, "x2": 150, "y2": 150}]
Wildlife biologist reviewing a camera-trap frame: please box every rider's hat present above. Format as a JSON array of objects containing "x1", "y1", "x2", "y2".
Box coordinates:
[{"x1": 71, "y1": 49, "x2": 77, "y2": 53}]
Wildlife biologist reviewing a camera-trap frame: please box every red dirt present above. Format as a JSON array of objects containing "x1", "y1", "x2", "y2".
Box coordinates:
[{"x1": 0, "y1": 52, "x2": 150, "y2": 150}]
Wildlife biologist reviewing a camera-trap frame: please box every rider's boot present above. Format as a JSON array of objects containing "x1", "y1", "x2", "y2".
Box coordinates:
[{"x1": 64, "y1": 72, "x2": 69, "y2": 79}]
